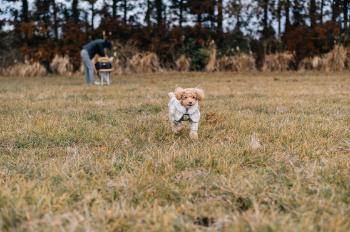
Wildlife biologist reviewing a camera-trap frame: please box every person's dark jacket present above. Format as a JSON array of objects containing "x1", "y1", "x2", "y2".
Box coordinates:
[{"x1": 83, "y1": 39, "x2": 112, "y2": 59}]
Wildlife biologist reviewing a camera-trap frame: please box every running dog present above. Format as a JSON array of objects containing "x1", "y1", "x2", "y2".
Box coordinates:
[{"x1": 168, "y1": 87, "x2": 204, "y2": 140}]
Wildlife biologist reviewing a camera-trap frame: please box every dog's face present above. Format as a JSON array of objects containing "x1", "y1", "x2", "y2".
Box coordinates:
[{"x1": 175, "y1": 87, "x2": 204, "y2": 108}]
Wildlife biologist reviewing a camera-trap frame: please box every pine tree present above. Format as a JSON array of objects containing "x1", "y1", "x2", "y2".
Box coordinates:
[
  {"x1": 170, "y1": 0, "x2": 188, "y2": 28},
  {"x1": 292, "y1": 0, "x2": 304, "y2": 26},
  {"x1": 343, "y1": 0, "x2": 349, "y2": 33},
  {"x1": 217, "y1": 0, "x2": 223, "y2": 33},
  {"x1": 5, "y1": 0, "x2": 30, "y2": 22},
  {"x1": 155, "y1": 0, "x2": 164, "y2": 27},
  {"x1": 83, "y1": 0, "x2": 98, "y2": 30},
  {"x1": 72, "y1": 0, "x2": 80, "y2": 22},
  {"x1": 120, "y1": 0, "x2": 136, "y2": 24},
  {"x1": 33, "y1": 0, "x2": 51, "y2": 38},
  {"x1": 187, "y1": 0, "x2": 216, "y2": 28},
  {"x1": 309, "y1": 0, "x2": 317, "y2": 28}
]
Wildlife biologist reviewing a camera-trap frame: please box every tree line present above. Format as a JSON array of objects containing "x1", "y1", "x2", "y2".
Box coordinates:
[{"x1": 0, "y1": 0, "x2": 349, "y2": 71}]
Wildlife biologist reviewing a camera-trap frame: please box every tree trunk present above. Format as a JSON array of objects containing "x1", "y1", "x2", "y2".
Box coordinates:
[
  {"x1": 112, "y1": 0, "x2": 118, "y2": 18},
  {"x1": 72, "y1": 0, "x2": 79, "y2": 22},
  {"x1": 155, "y1": 0, "x2": 163, "y2": 27},
  {"x1": 235, "y1": 0, "x2": 242, "y2": 30},
  {"x1": 217, "y1": 0, "x2": 223, "y2": 33},
  {"x1": 277, "y1": 0, "x2": 281, "y2": 37},
  {"x1": 332, "y1": 0, "x2": 340, "y2": 24},
  {"x1": 309, "y1": 0, "x2": 317, "y2": 28},
  {"x1": 84, "y1": 11, "x2": 89, "y2": 33},
  {"x1": 285, "y1": 0, "x2": 290, "y2": 30},
  {"x1": 320, "y1": 0, "x2": 324, "y2": 24},
  {"x1": 293, "y1": 0, "x2": 303, "y2": 26},
  {"x1": 91, "y1": 2, "x2": 94, "y2": 29},
  {"x1": 263, "y1": 0, "x2": 268, "y2": 30},
  {"x1": 22, "y1": 0, "x2": 29, "y2": 22},
  {"x1": 145, "y1": 0, "x2": 151, "y2": 27},
  {"x1": 179, "y1": 0, "x2": 183, "y2": 28},
  {"x1": 197, "y1": 13, "x2": 202, "y2": 27},
  {"x1": 51, "y1": 0, "x2": 59, "y2": 40},
  {"x1": 208, "y1": 0, "x2": 215, "y2": 28},
  {"x1": 343, "y1": 0, "x2": 349, "y2": 32},
  {"x1": 123, "y1": 0, "x2": 127, "y2": 24}
]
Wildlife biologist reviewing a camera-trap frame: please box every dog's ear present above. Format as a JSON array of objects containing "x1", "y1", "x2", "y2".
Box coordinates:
[
  {"x1": 174, "y1": 87, "x2": 184, "y2": 100},
  {"x1": 195, "y1": 88, "x2": 205, "y2": 101}
]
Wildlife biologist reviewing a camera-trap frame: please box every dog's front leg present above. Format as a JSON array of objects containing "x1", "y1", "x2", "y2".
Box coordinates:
[
  {"x1": 171, "y1": 121, "x2": 183, "y2": 134},
  {"x1": 189, "y1": 122, "x2": 199, "y2": 140},
  {"x1": 189, "y1": 131, "x2": 198, "y2": 140}
]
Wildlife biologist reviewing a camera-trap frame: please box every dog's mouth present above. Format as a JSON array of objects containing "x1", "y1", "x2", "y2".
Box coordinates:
[{"x1": 181, "y1": 101, "x2": 193, "y2": 108}]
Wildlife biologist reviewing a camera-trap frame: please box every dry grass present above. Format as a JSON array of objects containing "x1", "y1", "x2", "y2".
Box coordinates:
[
  {"x1": 0, "y1": 72, "x2": 350, "y2": 231},
  {"x1": 111, "y1": 57, "x2": 124, "y2": 75},
  {"x1": 299, "y1": 57, "x2": 321, "y2": 71},
  {"x1": 0, "y1": 61, "x2": 47, "y2": 77},
  {"x1": 50, "y1": 55, "x2": 73, "y2": 76},
  {"x1": 234, "y1": 53, "x2": 256, "y2": 72},
  {"x1": 263, "y1": 52, "x2": 293, "y2": 72},
  {"x1": 216, "y1": 56, "x2": 238, "y2": 71},
  {"x1": 322, "y1": 45, "x2": 348, "y2": 72},
  {"x1": 129, "y1": 52, "x2": 161, "y2": 73},
  {"x1": 217, "y1": 53, "x2": 255, "y2": 72},
  {"x1": 299, "y1": 45, "x2": 349, "y2": 72}
]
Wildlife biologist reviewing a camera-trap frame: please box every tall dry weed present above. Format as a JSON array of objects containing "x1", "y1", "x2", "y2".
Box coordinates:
[
  {"x1": 263, "y1": 52, "x2": 293, "y2": 72},
  {"x1": 205, "y1": 40, "x2": 217, "y2": 72},
  {"x1": 175, "y1": 55, "x2": 190, "y2": 72},
  {"x1": 110, "y1": 41, "x2": 139, "y2": 73},
  {"x1": 216, "y1": 53, "x2": 255, "y2": 72},
  {"x1": 322, "y1": 44, "x2": 347, "y2": 72},
  {"x1": 234, "y1": 53, "x2": 256, "y2": 72},
  {"x1": 216, "y1": 56, "x2": 238, "y2": 71},
  {"x1": 345, "y1": 48, "x2": 350, "y2": 70},
  {"x1": 299, "y1": 56, "x2": 323, "y2": 71},
  {"x1": 50, "y1": 55, "x2": 73, "y2": 76},
  {"x1": 299, "y1": 45, "x2": 348, "y2": 72},
  {"x1": 129, "y1": 52, "x2": 161, "y2": 73},
  {"x1": 112, "y1": 57, "x2": 124, "y2": 75},
  {"x1": 1, "y1": 61, "x2": 47, "y2": 77}
]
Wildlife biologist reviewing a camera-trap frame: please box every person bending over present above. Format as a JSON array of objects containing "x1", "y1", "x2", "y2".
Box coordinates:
[{"x1": 80, "y1": 39, "x2": 112, "y2": 85}]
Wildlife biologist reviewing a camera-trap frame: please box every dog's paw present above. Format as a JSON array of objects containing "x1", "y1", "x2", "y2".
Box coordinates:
[
  {"x1": 172, "y1": 127, "x2": 179, "y2": 133},
  {"x1": 172, "y1": 124, "x2": 183, "y2": 134},
  {"x1": 190, "y1": 131, "x2": 198, "y2": 140}
]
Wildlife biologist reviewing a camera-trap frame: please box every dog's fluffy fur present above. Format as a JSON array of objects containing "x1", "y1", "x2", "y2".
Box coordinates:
[{"x1": 168, "y1": 87, "x2": 204, "y2": 139}]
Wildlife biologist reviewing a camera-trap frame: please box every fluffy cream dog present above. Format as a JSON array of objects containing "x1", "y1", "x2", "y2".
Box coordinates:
[{"x1": 168, "y1": 87, "x2": 205, "y2": 140}]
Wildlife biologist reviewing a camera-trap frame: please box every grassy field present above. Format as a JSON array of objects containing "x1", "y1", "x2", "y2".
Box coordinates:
[{"x1": 0, "y1": 72, "x2": 349, "y2": 232}]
